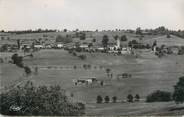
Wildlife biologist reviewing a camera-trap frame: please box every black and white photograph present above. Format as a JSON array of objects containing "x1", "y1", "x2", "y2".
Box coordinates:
[{"x1": 0, "y1": 0, "x2": 184, "y2": 116}]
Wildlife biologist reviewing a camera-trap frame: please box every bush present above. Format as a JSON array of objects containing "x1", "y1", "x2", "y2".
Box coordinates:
[
  {"x1": 0, "y1": 58, "x2": 4, "y2": 63},
  {"x1": 167, "y1": 34, "x2": 171, "y2": 38},
  {"x1": 146, "y1": 90, "x2": 172, "y2": 102},
  {"x1": 83, "y1": 64, "x2": 87, "y2": 69},
  {"x1": 112, "y1": 96, "x2": 117, "y2": 103},
  {"x1": 127, "y1": 94, "x2": 133, "y2": 102},
  {"x1": 73, "y1": 65, "x2": 77, "y2": 69},
  {"x1": 96, "y1": 95, "x2": 103, "y2": 103},
  {"x1": 104, "y1": 96, "x2": 110, "y2": 103},
  {"x1": 24, "y1": 66, "x2": 32, "y2": 75},
  {"x1": 120, "y1": 35, "x2": 127, "y2": 41},
  {"x1": 75, "y1": 47, "x2": 82, "y2": 52},
  {"x1": 178, "y1": 47, "x2": 184, "y2": 55},
  {"x1": 0, "y1": 81, "x2": 85, "y2": 116},
  {"x1": 87, "y1": 64, "x2": 91, "y2": 69},
  {"x1": 78, "y1": 55, "x2": 86, "y2": 60},
  {"x1": 11, "y1": 54, "x2": 23, "y2": 67},
  {"x1": 72, "y1": 52, "x2": 77, "y2": 56},
  {"x1": 135, "y1": 94, "x2": 140, "y2": 101}
]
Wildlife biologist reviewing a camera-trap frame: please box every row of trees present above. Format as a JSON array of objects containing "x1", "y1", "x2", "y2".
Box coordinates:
[
  {"x1": 3, "y1": 29, "x2": 57, "y2": 34},
  {"x1": 95, "y1": 76, "x2": 184, "y2": 104},
  {"x1": 96, "y1": 94, "x2": 140, "y2": 103}
]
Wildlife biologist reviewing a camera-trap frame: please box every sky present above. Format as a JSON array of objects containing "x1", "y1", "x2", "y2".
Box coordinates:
[{"x1": 0, "y1": 0, "x2": 184, "y2": 31}]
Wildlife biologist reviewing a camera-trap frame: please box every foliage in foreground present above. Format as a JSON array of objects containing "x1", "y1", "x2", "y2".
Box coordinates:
[
  {"x1": 146, "y1": 90, "x2": 172, "y2": 102},
  {"x1": 0, "y1": 81, "x2": 85, "y2": 116}
]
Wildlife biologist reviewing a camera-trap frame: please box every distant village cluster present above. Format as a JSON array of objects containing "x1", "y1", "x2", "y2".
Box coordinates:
[{"x1": 0, "y1": 27, "x2": 184, "y2": 59}]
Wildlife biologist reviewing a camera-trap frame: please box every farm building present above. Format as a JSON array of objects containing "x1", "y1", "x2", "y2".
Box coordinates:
[{"x1": 73, "y1": 77, "x2": 98, "y2": 85}]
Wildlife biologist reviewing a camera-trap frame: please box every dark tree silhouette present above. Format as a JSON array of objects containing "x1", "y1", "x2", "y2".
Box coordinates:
[
  {"x1": 106, "y1": 68, "x2": 111, "y2": 78},
  {"x1": 173, "y1": 76, "x2": 184, "y2": 104},
  {"x1": 127, "y1": 94, "x2": 134, "y2": 102},
  {"x1": 11, "y1": 54, "x2": 23, "y2": 67},
  {"x1": 96, "y1": 95, "x2": 103, "y2": 103},
  {"x1": 92, "y1": 38, "x2": 96, "y2": 43},
  {"x1": 146, "y1": 90, "x2": 172, "y2": 102},
  {"x1": 120, "y1": 35, "x2": 127, "y2": 41},
  {"x1": 136, "y1": 27, "x2": 142, "y2": 35},
  {"x1": 135, "y1": 94, "x2": 140, "y2": 101},
  {"x1": 102, "y1": 35, "x2": 109, "y2": 48},
  {"x1": 17, "y1": 39, "x2": 20, "y2": 49},
  {"x1": 24, "y1": 66, "x2": 32, "y2": 76},
  {"x1": 104, "y1": 96, "x2": 110, "y2": 103},
  {"x1": 112, "y1": 96, "x2": 117, "y2": 103}
]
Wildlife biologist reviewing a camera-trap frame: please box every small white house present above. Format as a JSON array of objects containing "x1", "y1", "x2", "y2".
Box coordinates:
[
  {"x1": 34, "y1": 44, "x2": 44, "y2": 49},
  {"x1": 97, "y1": 47, "x2": 105, "y2": 51},
  {"x1": 80, "y1": 44, "x2": 88, "y2": 49},
  {"x1": 73, "y1": 77, "x2": 97, "y2": 85},
  {"x1": 121, "y1": 47, "x2": 131, "y2": 54},
  {"x1": 56, "y1": 43, "x2": 64, "y2": 48}
]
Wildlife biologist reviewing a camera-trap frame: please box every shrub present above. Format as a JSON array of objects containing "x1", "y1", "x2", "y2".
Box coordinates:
[
  {"x1": 78, "y1": 55, "x2": 86, "y2": 60},
  {"x1": 75, "y1": 47, "x2": 82, "y2": 52},
  {"x1": 112, "y1": 96, "x2": 117, "y2": 103},
  {"x1": 72, "y1": 52, "x2": 77, "y2": 56},
  {"x1": 167, "y1": 34, "x2": 171, "y2": 38},
  {"x1": 127, "y1": 94, "x2": 133, "y2": 102},
  {"x1": 0, "y1": 58, "x2": 4, "y2": 63},
  {"x1": 146, "y1": 90, "x2": 172, "y2": 102},
  {"x1": 73, "y1": 65, "x2": 77, "y2": 69},
  {"x1": 96, "y1": 95, "x2": 103, "y2": 103},
  {"x1": 87, "y1": 64, "x2": 91, "y2": 69},
  {"x1": 0, "y1": 81, "x2": 85, "y2": 116},
  {"x1": 11, "y1": 54, "x2": 23, "y2": 67},
  {"x1": 120, "y1": 35, "x2": 127, "y2": 41},
  {"x1": 83, "y1": 64, "x2": 87, "y2": 69},
  {"x1": 135, "y1": 94, "x2": 140, "y2": 101},
  {"x1": 68, "y1": 50, "x2": 73, "y2": 54},
  {"x1": 24, "y1": 66, "x2": 32, "y2": 75},
  {"x1": 104, "y1": 96, "x2": 110, "y2": 103},
  {"x1": 178, "y1": 47, "x2": 184, "y2": 55}
]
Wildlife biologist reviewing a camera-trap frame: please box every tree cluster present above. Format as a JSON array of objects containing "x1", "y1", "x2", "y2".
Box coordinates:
[
  {"x1": 0, "y1": 81, "x2": 85, "y2": 116},
  {"x1": 55, "y1": 35, "x2": 72, "y2": 44},
  {"x1": 146, "y1": 90, "x2": 172, "y2": 102}
]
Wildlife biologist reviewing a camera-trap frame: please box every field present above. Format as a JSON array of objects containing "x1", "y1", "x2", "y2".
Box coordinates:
[{"x1": 1, "y1": 32, "x2": 184, "y2": 115}]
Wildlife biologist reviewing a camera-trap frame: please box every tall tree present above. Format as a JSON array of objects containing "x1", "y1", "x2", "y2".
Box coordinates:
[
  {"x1": 136, "y1": 27, "x2": 142, "y2": 35},
  {"x1": 173, "y1": 76, "x2": 184, "y2": 104},
  {"x1": 102, "y1": 35, "x2": 109, "y2": 48},
  {"x1": 120, "y1": 35, "x2": 127, "y2": 41}
]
